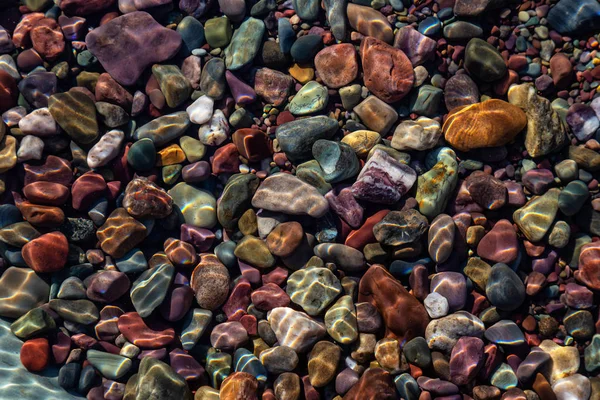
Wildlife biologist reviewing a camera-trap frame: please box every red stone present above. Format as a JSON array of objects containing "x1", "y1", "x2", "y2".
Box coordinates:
[
  {"x1": 549, "y1": 53, "x2": 573, "y2": 89},
  {"x1": 221, "y1": 372, "x2": 259, "y2": 400},
  {"x1": 117, "y1": 312, "x2": 176, "y2": 349},
  {"x1": 52, "y1": 330, "x2": 71, "y2": 364},
  {"x1": 20, "y1": 337, "x2": 50, "y2": 372},
  {"x1": 71, "y1": 171, "x2": 106, "y2": 211},
  {"x1": 314, "y1": 43, "x2": 359, "y2": 89},
  {"x1": 95, "y1": 73, "x2": 133, "y2": 110},
  {"x1": 22, "y1": 231, "x2": 69, "y2": 273},
  {"x1": 576, "y1": 242, "x2": 600, "y2": 290},
  {"x1": 60, "y1": 0, "x2": 116, "y2": 16},
  {"x1": 164, "y1": 238, "x2": 198, "y2": 268},
  {"x1": 86, "y1": 270, "x2": 130, "y2": 303},
  {"x1": 232, "y1": 129, "x2": 273, "y2": 163},
  {"x1": 23, "y1": 181, "x2": 70, "y2": 206},
  {"x1": 12, "y1": 12, "x2": 45, "y2": 48},
  {"x1": 343, "y1": 368, "x2": 396, "y2": 400},
  {"x1": 212, "y1": 143, "x2": 240, "y2": 174},
  {"x1": 0, "y1": 70, "x2": 17, "y2": 113},
  {"x1": 14, "y1": 193, "x2": 65, "y2": 227},
  {"x1": 345, "y1": 209, "x2": 390, "y2": 250},
  {"x1": 250, "y1": 283, "x2": 290, "y2": 311},
  {"x1": 24, "y1": 155, "x2": 72, "y2": 186},
  {"x1": 476, "y1": 219, "x2": 518, "y2": 264},
  {"x1": 30, "y1": 18, "x2": 65, "y2": 60}
]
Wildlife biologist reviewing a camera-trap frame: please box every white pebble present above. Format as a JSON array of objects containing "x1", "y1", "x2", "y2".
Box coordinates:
[
  {"x1": 87, "y1": 129, "x2": 124, "y2": 169},
  {"x1": 424, "y1": 292, "x2": 449, "y2": 319},
  {"x1": 198, "y1": 109, "x2": 229, "y2": 146},
  {"x1": 186, "y1": 95, "x2": 214, "y2": 125},
  {"x1": 552, "y1": 374, "x2": 591, "y2": 400},
  {"x1": 17, "y1": 135, "x2": 44, "y2": 162},
  {"x1": 18, "y1": 108, "x2": 58, "y2": 136}
]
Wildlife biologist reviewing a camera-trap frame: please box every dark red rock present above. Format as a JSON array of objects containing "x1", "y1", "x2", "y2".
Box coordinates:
[
  {"x1": 71, "y1": 172, "x2": 106, "y2": 211},
  {"x1": 164, "y1": 238, "x2": 198, "y2": 268},
  {"x1": 232, "y1": 129, "x2": 273, "y2": 162},
  {"x1": 24, "y1": 155, "x2": 72, "y2": 186},
  {"x1": 86, "y1": 270, "x2": 130, "y2": 303},
  {"x1": 476, "y1": 219, "x2": 518, "y2": 264},
  {"x1": 60, "y1": 0, "x2": 116, "y2": 16},
  {"x1": 211, "y1": 143, "x2": 240, "y2": 174},
  {"x1": 117, "y1": 312, "x2": 176, "y2": 349},
  {"x1": 22, "y1": 231, "x2": 68, "y2": 273},
  {"x1": 23, "y1": 182, "x2": 70, "y2": 206},
  {"x1": 0, "y1": 70, "x2": 17, "y2": 113},
  {"x1": 250, "y1": 283, "x2": 290, "y2": 311},
  {"x1": 20, "y1": 337, "x2": 50, "y2": 372},
  {"x1": 343, "y1": 368, "x2": 396, "y2": 400},
  {"x1": 549, "y1": 53, "x2": 573, "y2": 89},
  {"x1": 95, "y1": 73, "x2": 133, "y2": 110}
]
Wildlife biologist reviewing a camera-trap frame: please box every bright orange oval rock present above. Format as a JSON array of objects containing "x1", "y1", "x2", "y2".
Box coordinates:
[
  {"x1": 20, "y1": 337, "x2": 50, "y2": 372},
  {"x1": 23, "y1": 181, "x2": 70, "y2": 206},
  {"x1": 442, "y1": 99, "x2": 527, "y2": 152},
  {"x1": 22, "y1": 231, "x2": 69, "y2": 273}
]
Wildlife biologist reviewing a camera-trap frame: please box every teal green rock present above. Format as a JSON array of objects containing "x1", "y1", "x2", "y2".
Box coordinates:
[
  {"x1": 204, "y1": 17, "x2": 233, "y2": 48},
  {"x1": 125, "y1": 356, "x2": 192, "y2": 400},
  {"x1": 162, "y1": 164, "x2": 183, "y2": 185},
  {"x1": 234, "y1": 348, "x2": 267, "y2": 386},
  {"x1": 206, "y1": 347, "x2": 232, "y2": 388},
  {"x1": 567, "y1": 233, "x2": 592, "y2": 268},
  {"x1": 24, "y1": 0, "x2": 51, "y2": 11},
  {"x1": 289, "y1": 81, "x2": 329, "y2": 116},
  {"x1": 395, "y1": 373, "x2": 421, "y2": 400},
  {"x1": 48, "y1": 299, "x2": 99, "y2": 325},
  {"x1": 152, "y1": 65, "x2": 192, "y2": 108},
  {"x1": 224, "y1": 17, "x2": 265, "y2": 70},
  {"x1": 87, "y1": 350, "x2": 132, "y2": 380},
  {"x1": 416, "y1": 148, "x2": 458, "y2": 218},
  {"x1": 276, "y1": 116, "x2": 339, "y2": 162},
  {"x1": 229, "y1": 108, "x2": 254, "y2": 129},
  {"x1": 133, "y1": 112, "x2": 191, "y2": 146},
  {"x1": 177, "y1": 16, "x2": 205, "y2": 55},
  {"x1": 287, "y1": 266, "x2": 342, "y2": 316},
  {"x1": 130, "y1": 261, "x2": 174, "y2": 318},
  {"x1": 558, "y1": 180, "x2": 589, "y2": 216},
  {"x1": 169, "y1": 182, "x2": 217, "y2": 228},
  {"x1": 127, "y1": 138, "x2": 156, "y2": 171},
  {"x1": 409, "y1": 85, "x2": 443, "y2": 117},
  {"x1": 312, "y1": 140, "x2": 359, "y2": 183},
  {"x1": 585, "y1": 334, "x2": 600, "y2": 372},
  {"x1": 115, "y1": 248, "x2": 148, "y2": 274},
  {"x1": 10, "y1": 307, "x2": 56, "y2": 340},
  {"x1": 513, "y1": 188, "x2": 560, "y2": 242},
  {"x1": 564, "y1": 309, "x2": 595, "y2": 340},
  {"x1": 181, "y1": 308, "x2": 213, "y2": 351},
  {"x1": 217, "y1": 174, "x2": 260, "y2": 230},
  {"x1": 293, "y1": 0, "x2": 320, "y2": 20},
  {"x1": 464, "y1": 38, "x2": 507, "y2": 82},
  {"x1": 296, "y1": 160, "x2": 333, "y2": 195},
  {"x1": 324, "y1": 295, "x2": 358, "y2": 344},
  {"x1": 490, "y1": 363, "x2": 518, "y2": 390}
]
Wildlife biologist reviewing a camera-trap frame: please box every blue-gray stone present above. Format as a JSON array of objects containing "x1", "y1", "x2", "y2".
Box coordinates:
[
  {"x1": 559, "y1": 180, "x2": 589, "y2": 216},
  {"x1": 409, "y1": 85, "x2": 443, "y2": 117},
  {"x1": 312, "y1": 140, "x2": 360, "y2": 183},
  {"x1": 293, "y1": 0, "x2": 320, "y2": 20},
  {"x1": 177, "y1": 16, "x2": 205, "y2": 56},
  {"x1": 484, "y1": 320, "x2": 525, "y2": 346},
  {"x1": 323, "y1": 0, "x2": 347, "y2": 40},
  {"x1": 130, "y1": 261, "x2": 174, "y2": 317},
  {"x1": 290, "y1": 35, "x2": 323, "y2": 63},
  {"x1": 547, "y1": 0, "x2": 600, "y2": 35},
  {"x1": 234, "y1": 348, "x2": 268, "y2": 386},
  {"x1": 278, "y1": 18, "x2": 296, "y2": 54},
  {"x1": 395, "y1": 373, "x2": 421, "y2": 400},
  {"x1": 224, "y1": 17, "x2": 265, "y2": 70},
  {"x1": 276, "y1": 116, "x2": 339, "y2": 162},
  {"x1": 485, "y1": 263, "x2": 525, "y2": 312},
  {"x1": 116, "y1": 248, "x2": 148, "y2": 274}
]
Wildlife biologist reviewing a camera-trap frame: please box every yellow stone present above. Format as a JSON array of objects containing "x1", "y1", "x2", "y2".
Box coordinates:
[
  {"x1": 341, "y1": 130, "x2": 381, "y2": 158},
  {"x1": 0, "y1": 135, "x2": 17, "y2": 173},
  {"x1": 156, "y1": 144, "x2": 186, "y2": 166},
  {"x1": 289, "y1": 63, "x2": 315, "y2": 84}
]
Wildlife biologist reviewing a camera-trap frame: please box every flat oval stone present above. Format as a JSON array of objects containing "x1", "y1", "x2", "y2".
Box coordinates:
[
  {"x1": 444, "y1": 74, "x2": 480, "y2": 111},
  {"x1": 391, "y1": 117, "x2": 441, "y2": 152},
  {"x1": 48, "y1": 299, "x2": 99, "y2": 325},
  {"x1": 513, "y1": 188, "x2": 560, "y2": 242},
  {"x1": 430, "y1": 272, "x2": 467, "y2": 312},
  {"x1": 289, "y1": 81, "x2": 329, "y2": 116},
  {"x1": 87, "y1": 349, "x2": 132, "y2": 380},
  {"x1": 313, "y1": 243, "x2": 366, "y2": 273},
  {"x1": 210, "y1": 321, "x2": 249, "y2": 351},
  {"x1": 221, "y1": 372, "x2": 258, "y2": 399},
  {"x1": 360, "y1": 36, "x2": 414, "y2": 103},
  {"x1": 287, "y1": 266, "x2": 342, "y2": 316},
  {"x1": 314, "y1": 44, "x2": 358, "y2": 89},
  {"x1": 232, "y1": 128, "x2": 272, "y2": 162},
  {"x1": 484, "y1": 320, "x2": 525, "y2": 346},
  {"x1": 259, "y1": 346, "x2": 298, "y2": 374},
  {"x1": 134, "y1": 111, "x2": 191, "y2": 147},
  {"x1": 552, "y1": 374, "x2": 591, "y2": 400},
  {"x1": 0, "y1": 267, "x2": 49, "y2": 318},
  {"x1": 190, "y1": 253, "x2": 230, "y2": 310},
  {"x1": 217, "y1": 173, "x2": 260, "y2": 230},
  {"x1": 276, "y1": 115, "x2": 338, "y2": 162},
  {"x1": 353, "y1": 95, "x2": 399, "y2": 135},
  {"x1": 234, "y1": 235, "x2": 276, "y2": 269},
  {"x1": 20, "y1": 337, "x2": 49, "y2": 372},
  {"x1": 428, "y1": 214, "x2": 455, "y2": 263},
  {"x1": 539, "y1": 339, "x2": 580, "y2": 384},
  {"x1": 252, "y1": 173, "x2": 329, "y2": 218},
  {"x1": 266, "y1": 221, "x2": 303, "y2": 257},
  {"x1": 22, "y1": 231, "x2": 68, "y2": 273},
  {"x1": 393, "y1": 25, "x2": 437, "y2": 67},
  {"x1": 425, "y1": 311, "x2": 484, "y2": 353},
  {"x1": 476, "y1": 219, "x2": 518, "y2": 264},
  {"x1": 118, "y1": 311, "x2": 176, "y2": 349},
  {"x1": 558, "y1": 180, "x2": 589, "y2": 216},
  {"x1": 254, "y1": 67, "x2": 294, "y2": 107},
  {"x1": 0, "y1": 222, "x2": 40, "y2": 247},
  {"x1": 87, "y1": 129, "x2": 124, "y2": 168},
  {"x1": 97, "y1": 208, "x2": 147, "y2": 258},
  {"x1": 486, "y1": 263, "x2": 525, "y2": 312},
  {"x1": 576, "y1": 242, "x2": 600, "y2": 290},
  {"x1": 86, "y1": 12, "x2": 182, "y2": 86},
  {"x1": 86, "y1": 270, "x2": 130, "y2": 303},
  {"x1": 308, "y1": 341, "x2": 341, "y2": 387},
  {"x1": 464, "y1": 38, "x2": 506, "y2": 82},
  {"x1": 169, "y1": 182, "x2": 217, "y2": 228},
  {"x1": 449, "y1": 336, "x2": 484, "y2": 385},
  {"x1": 347, "y1": 3, "x2": 393, "y2": 43},
  {"x1": 127, "y1": 356, "x2": 192, "y2": 400},
  {"x1": 48, "y1": 89, "x2": 98, "y2": 144},
  {"x1": 290, "y1": 35, "x2": 322, "y2": 64},
  {"x1": 224, "y1": 17, "x2": 265, "y2": 70},
  {"x1": 10, "y1": 307, "x2": 55, "y2": 340},
  {"x1": 344, "y1": 367, "x2": 396, "y2": 400},
  {"x1": 443, "y1": 100, "x2": 527, "y2": 152},
  {"x1": 268, "y1": 307, "x2": 326, "y2": 353},
  {"x1": 130, "y1": 260, "x2": 174, "y2": 317}
]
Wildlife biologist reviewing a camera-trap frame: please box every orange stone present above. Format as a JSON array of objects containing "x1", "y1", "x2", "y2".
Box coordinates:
[
  {"x1": 22, "y1": 231, "x2": 69, "y2": 273},
  {"x1": 266, "y1": 221, "x2": 304, "y2": 257},
  {"x1": 220, "y1": 372, "x2": 259, "y2": 400},
  {"x1": 117, "y1": 312, "x2": 176, "y2": 349},
  {"x1": 156, "y1": 144, "x2": 186, "y2": 166},
  {"x1": 23, "y1": 181, "x2": 70, "y2": 206},
  {"x1": 442, "y1": 99, "x2": 527, "y2": 152},
  {"x1": 30, "y1": 18, "x2": 65, "y2": 60},
  {"x1": 14, "y1": 193, "x2": 65, "y2": 227},
  {"x1": 232, "y1": 128, "x2": 273, "y2": 163},
  {"x1": 96, "y1": 208, "x2": 147, "y2": 258},
  {"x1": 20, "y1": 337, "x2": 50, "y2": 372}
]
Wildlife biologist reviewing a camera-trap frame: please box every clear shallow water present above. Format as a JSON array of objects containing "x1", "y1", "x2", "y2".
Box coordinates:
[{"x1": 0, "y1": 318, "x2": 82, "y2": 400}]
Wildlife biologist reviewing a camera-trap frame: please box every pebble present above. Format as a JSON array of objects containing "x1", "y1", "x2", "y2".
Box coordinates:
[
  {"x1": 268, "y1": 307, "x2": 326, "y2": 353},
  {"x1": 286, "y1": 266, "x2": 342, "y2": 316}
]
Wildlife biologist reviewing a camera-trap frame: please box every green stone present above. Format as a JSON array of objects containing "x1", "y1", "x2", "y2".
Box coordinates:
[
  {"x1": 558, "y1": 180, "x2": 589, "y2": 216},
  {"x1": 490, "y1": 363, "x2": 518, "y2": 390},
  {"x1": 464, "y1": 38, "x2": 507, "y2": 82},
  {"x1": 217, "y1": 173, "x2": 260, "y2": 230},
  {"x1": 179, "y1": 136, "x2": 206, "y2": 163},
  {"x1": 133, "y1": 111, "x2": 191, "y2": 147},
  {"x1": 463, "y1": 257, "x2": 491, "y2": 291},
  {"x1": 177, "y1": 16, "x2": 205, "y2": 55},
  {"x1": 513, "y1": 188, "x2": 560, "y2": 242},
  {"x1": 87, "y1": 350, "x2": 132, "y2": 380},
  {"x1": 169, "y1": 183, "x2": 217, "y2": 228},
  {"x1": 125, "y1": 357, "x2": 192, "y2": 400},
  {"x1": 152, "y1": 65, "x2": 192, "y2": 108},
  {"x1": 234, "y1": 235, "x2": 276, "y2": 269},
  {"x1": 206, "y1": 348, "x2": 232, "y2": 389},
  {"x1": 554, "y1": 159, "x2": 578, "y2": 183},
  {"x1": 48, "y1": 90, "x2": 99, "y2": 144},
  {"x1": 296, "y1": 160, "x2": 333, "y2": 195},
  {"x1": 276, "y1": 115, "x2": 339, "y2": 162},
  {"x1": 76, "y1": 71, "x2": 100, "y2": 93},
  {"x1": 289, "y1": 81, "x2": 329, "y2": 116},
  {"x1": 127, "y1": 138, "x2": 156, "y2": 171},
  {"x1": 409, "y1": 85, "x2": 443, "y2": 117},
  {"x1": 162, "y1": 164, "x2": 182, "y2": 185},
  {"x1": 367, "y1": 144, "x2": 411, "y2": 164},
  {"x1": 416, "y1": 148, "x2": 458, "y2": 218},
  {"x1": 229, "y1": 108, "x2": 254, "y2": 129},
  {"x1": 10, "y1": 307, "x2": 56, "y2": 340},
  {"x1": 286, "y1": 266, "x2": 342, "y2": 315},
  {"x1": 312, "y1": 140, "x2": 359, "y2": 183},
  {"x1": 324, "y1": 295, "x2": 358, "y2": 344},
  {"x1": 131, "y1": 261, "x2": 174, "y2": 318},
  {"x1": 48, "y1": 299, "x2": 99, "y2": 325},
  {"x1": 25, "y1": 0, "x2": 51, "y2": 11},
  {"x1": 224, "y1": 17, "x2": 265, "y2": 70},
  {"x1": 181, "y1": 308, "x2": 213, "y2": 351},
  {"x1": 95, "y1": 102, "x2": 129, "y2": 128},
  {"x1": 205, "y1": 17, "x2": 233, "y2": 48}
]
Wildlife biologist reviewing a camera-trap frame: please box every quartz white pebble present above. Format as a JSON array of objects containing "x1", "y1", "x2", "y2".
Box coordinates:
[
  {"x1": 87, "y1": 129, "x2": 125, "y2": 168},
  {"x1": 424, "y1": 292, "x2": 449, "y2": 319}
]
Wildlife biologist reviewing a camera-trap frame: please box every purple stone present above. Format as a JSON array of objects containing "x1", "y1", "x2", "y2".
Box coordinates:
[
  {"x1": 351, "y1": 149, "x2": 417, "y2": 204},
  {"x1": 444, "y1": 74, "x2": 480, "y2": 111},
  {"x1": 159, "y1": 285, "x2": 194, "y2": 322},
  {"x1": 0, "y1": 25, "x2": 15, "y2": 54},
  {"x1": 566, "y1": 103, "x2": 599, "y2": 142},
  {"x1": 18, "y1": 72, "x2": 58, "y2": 109},
  {"x1": 430, "y1": 272, "x2": 467, "y2": 311},
  {"x1": 180, "y1": 224, "x2": 215, "y2": 252},
  {"x1": 521, "y1": 169, "x2": 554, "y2": 195},
  {"x1": 505, "y1": 181, "x2": 526, "y2": 207},
  {"x1": 515, "y1": 347, "x2": 551, "y2": 385},
  {"x1": 133, "y1": 0, "x2": 172, "y2": 9},
  {"x1": 182, "y1": 161, "x2": 211, "y2": 183},
  {"x1": 563, "y1": 283, "x2": 594, "y2": 309},
  {"x1": 393, "y1": 26, "x2": 437, "y2": 66},
  {"x1": 137, "y1": 348, "x2": 168, "y2": 360},
  {"x1": 86, "y1": 271, "x2": 130, "y2": 303},
  {"x1": 86, "y1": 12, "x2": 182, "y2": 86},
  {"x1": 465, "y1": 172, "x2": 507, "y2": 210},
  {"x1": 449, "y1": 336, "x2": 484, "y2": 386},
  {"x1": 325, "y1": 185, "x2": 364, "y2": 228},
  {"x1": 416, "y1": 376, "x2": 459, "y2": 396},
  {"x1": 58, "y1": 15, "x2": 86, "y2": 41},
  {"x1": 225, "y1": 71, "x2": 257, "y2": 105},
  {"x1": 169, "y1": 348, "x2": 206, "y2": 387},
  {"x1": 535, "y1": 74, "x2": 554, "y2": 92},
  {"x1": 532, "y1": 250, "x2": 557, "y2": 275},
  {"x1": 335, "y1": 368, "x2": 359, "y2": 396},
  {"x1": 179, "y1": 0, "x2": 213, "y2": 17}
]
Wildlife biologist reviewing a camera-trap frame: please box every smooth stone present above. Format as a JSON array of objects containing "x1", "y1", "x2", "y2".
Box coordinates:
[
  {"x1": 268, "y1": 307, "x2": 326, "y2": 353},
  {"x1": 0, "y1": 267, "x2": 49, "y2": 318},
  {"x1": 449, "y1": 336, "x2": 484, "y2": 385},
  {"x1": 443, "y1": 21, "x2": 483, "y2": 40},
  {"x1": 123, "y1": 177, "x2": 173, "y2": 219},
  {"x1": 559, "y1": 180, "x2": 589, "y2": 216},
  {"x1": 152, "y1": 64, "x2": 192, "y2": 108},
  {"x1": 204, "y1": 16, "x2": 232, "y2": 48},
  {"x1": 186, "y1": 95, "x2": 214, "y2": 125},
  {"x1": 568, "y1": 145, "x2": 600, "y2": 172},
  {"x1": 252, "y1": 173, "x2": 329, "y2": 218},
  {"x1": 547, "y1": 0, "x2": 600, "y2": 35},
  {"x1": 425, "y1": 311, "x2": 485, "y2": 353},
  {"x1": 233, "y1": 348, "x2": 267, "y2": 386},
  {"x1": 198, "y1": 109, "x2": 229, "y2": 146},
  {"x1": 516, "y1": 348, "x2": 551, "y2": 385},
  {"x1": 513, "y1": 188, "x2": 560, "y2": 242},
  {"x1": 177, "y1": 15, "x2": 205, "y2": 55},
  {"x1": 443, "y1": 99, "x2": 526, "y2": 152},
  {"x1": 312, "y1": 139, "x2": 359, "y2": 183},
  {"x1": 486, "y1": 263, "x2": 525, "y2": 312},
  {"x1": 0, "y1": 221, "x2": 40, "y2": 247},
  {"x1": 567, "y1": 103, "x2": 599, "y2": 142},
  {"x1": 293, "y1": 0, "x2": 319, "y2": 20},
  {"x1": 48, "y1": 299, "x2": 99, "y2": 325},
  {"x1": 424, "y1": 292, "x2": 449, "y2": 319},
  {"x1": 344, "y1": 367, "x2": 396, "y2": 399},
  {"x1": 552, "y1": 374, "x2": 591, "y2": 400},
  {"x1": 465, "y1": 38, "x2": 506, "y2": 82},
  {"x1": 392, "y1": 117, "x2": 441, "y2": 151},
  {"x1": 206, "y1": 348, "x2": 232, "y2": 388},
  {"x1": 539, "y1": 340, "x2": 580, "y2": 384},
  {"x1": 484, "y1": 320, "x2": 525, "y2": 345},
  {"x1": 217, "y1": 173, "x2": 260, "y2": 230},
  {"x1": 20, "y1": 337, "x2": 49, "y2": 372},
  {"x1": 87, "y1": 350, "x2": 132, "y2": 380},
  {"x1": 577, "y1": 241, "x2": 600, "y2": 290},
  {"x1": 347, "y1": 3, "x2": 393, "y2": 43},
  {"x1": 266, "y1": 221, "x2": 303, "y2": 257},
  {"x1": 126, "y1": 356, "x2": 192, "y2": 400},
  {"x1": 254, "y1": 68, "x2": 293, "y2": 107},
  {"x1": 395, "y1": 374, "x2": 421, "y2": 400},
  {"x1": 224, "y1": 17, "x2": 264, "y2": 70},
  {"x1": 313, "y1": 243, "x2": 366, "y2": 273},
  {"x1": 97, "y1": 208, "x2": 146, "y2": 258},
  {"x1": 353, "y1": 95, "x2": 398, "y2": 134},
  {"x1": 340, "y1": 130, "x2": 381, "y2": 158},
  {"x1": 210, "y1": 321, "x2": 249, "y2": 351},
  {"x1": 314, "y1": 44, "x2": 358, "y2": 89},
  {"x1": 85, "y1": 12, "x2": 182, "y2": 86},
  {"x1": 234, "y1": 235, "x2": 276, "y2": 269},
  {"x1": 585, "y1": 335, "x2": 600, "y2": 373},
  {"x1": 169, "y1": 182, "x2": 217, "y2": 228},
  {"x1": 430, "y1": 272, "x2": 467, "y2": 312},
  {"x1": 477, "y1": 219, "x2": 518, "y2": 264},
  {"x1": 130, "y1": 260, "x2": 174, "y2": 318},
  {"x1": 454, "y1": 0, "x2": 507, "y2": 16},
  {"x1": 87, "y1": 129, "x2": 124, "y2": 168},
  {"x1": 289, "y1": 81, "x2": 328, "y2": 116},
  {"x1": 427, "y1": 214, "x2": 455, "y2": 263},
  {"x1": 393, "y1": 26, "x2": 436, "y2": 66},
  {"x1": 118, "y1": 311, "x2": 175, "y2": 349},
  {"x1": 134, "y1": 111, "x2": 191, "y2": 146},
  {"x1": 416, "y1": 149, "x2": 458, "y2": 218},
  {"x1": 127, "y1": 138, "x2": 155, "y2": 171},
  {"x1": 360, "y1": 36, "x2": 413, "y2": 103},
  {"x1": 359, "y1": 265, "x2": 429, "y2": 342},
  {"x1": 324, "y1": 295, "x2": 358, "y2": 344},
  {"x1": 286, "y1": 266, "x2": 342, "y2": 316},
  {"x1": 445, "y1": 74, "x2": 480, "y2": 111},
  {"x1": 10, "y1": 307, "x2": 55, "y2": 340},
  {"x1": 22, "y1": 231, "x2": 68, "y2": 273},
  {"x1": 374, "y1": 209, "x2": 428, "y2": 247},
  {"x1": 259, "y1": 346, "x2": 298, "y2": 374},
  {"x1": 17, "y1": 135, "x2": 44, "y2": 162},
  {"x1": 220, "y1": 372, "x2": 258, "y2": 399},
  {"x1": 276, "y1": 115, "x2": 338, "y2": 162},
  {"x1": 308, "y1": 341, "x2": 341, "y2": 387},
  {"x1": 58, "y1": 363, "x2": 81, "y2": 390},
  {"x1": 18, "y1": 71, "x2": 57, "y2": 109},
  {"x1": 323, "y1": 0, "x2": 347, "y2": 41},
  {"x1": 18, "y1": 107, "x2": 57, "y2": 136},
  {"x1": 48, "y1": 89, "x2": 98, "y2": 144},
  {"x1": 181, "y1": 308, "x2": 212, "y2": 350},
  {"x1": 115, "y1": 249, "x2": 148, "y2": 274},
  {"x1": 200, "y1": 57, "x2": 226, "y2": 100},
  {"x1": 490, "y1": 363, "x2": 518, "y2": 390}
]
